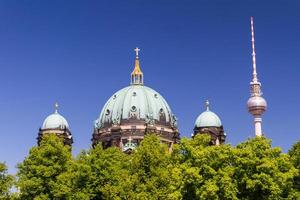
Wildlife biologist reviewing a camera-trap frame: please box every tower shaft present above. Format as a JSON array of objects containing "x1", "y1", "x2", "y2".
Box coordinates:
[{"x1": 254, "y1": 116, "x2": 262, "y2": 137}]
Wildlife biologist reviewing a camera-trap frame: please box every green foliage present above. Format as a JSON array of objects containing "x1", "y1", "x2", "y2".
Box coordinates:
[
  {"x1": 16, "y1": 134, "x2": 72, "y2": 200},
  {"x1": 171, "y1": 135, "x2": 298, "y2": 200},
  {"x1": 289, "y1": 140, "x2": 300, "y2": 197},
  {"x1": 80, "y1": 145, "x2": 131, "y2": 200},
  {"x1": 235, "y1": 137, "x2": 297, "y2": 200},
  {"x1": 171, "y1": 134, "x2": 238, "y2": 200},
  {"x1": 128, "y1": 134, "x2": 175, "y2": 200},
  {"x1": 13, "y1": 133, "x2": 300, "y2": 200},
  {"x1": 289, "y1": 141, "x2": 300, "y2": 170},
  {"x1": 58, "y1": 134, "x2": 176, "y2": 200},
  {"x1": 54, "y1": 144, "x2": 131, "y2": 200},
  {"x1": 0, "y1": 162, "x2": 14, "y2": 200}
]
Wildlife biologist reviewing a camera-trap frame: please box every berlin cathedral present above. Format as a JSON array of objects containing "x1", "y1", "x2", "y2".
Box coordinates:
[
  {"x1": 38, "y1": 48, "x2": 226, "y2": 152},
  {"x1": 37, "y1": 18, "x2": 267, "y2": 152}
]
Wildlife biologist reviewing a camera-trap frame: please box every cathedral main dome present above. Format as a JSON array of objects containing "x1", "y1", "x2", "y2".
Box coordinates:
[
  {"x1": 95, "y1": 85, "x2": 177, "y2": 129},
  {"x1": 92, "y1": 48, "x2": 179, "y2": 152}
]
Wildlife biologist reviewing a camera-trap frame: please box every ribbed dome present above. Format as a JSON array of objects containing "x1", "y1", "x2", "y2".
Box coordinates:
[
  {"x1": 195, "y1": 110, "x2": 222, "y2": 128},
  {"x1": 42, "y1": 112, "x2": 69, "y2": 130},
  {"x1": 94, "y1": 85, "x2": 177, "y2": 128}
]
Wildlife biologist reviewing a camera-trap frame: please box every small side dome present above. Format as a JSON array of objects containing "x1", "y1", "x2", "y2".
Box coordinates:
[
  {"x1": 195, "y1": 100, "x2": 222, "y2": 128},
  {"x1": 41, "y1": 103, "x2": 69, "y2": 130}
]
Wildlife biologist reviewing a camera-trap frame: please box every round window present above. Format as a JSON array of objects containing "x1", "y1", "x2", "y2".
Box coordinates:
[{"x1": 131, "y1": 106, "x2": 137, "y2": 112}]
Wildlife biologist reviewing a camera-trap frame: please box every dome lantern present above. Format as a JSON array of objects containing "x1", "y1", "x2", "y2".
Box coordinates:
[{"x1": 131, "y1": 47, "x2": 143, "y2": 85}]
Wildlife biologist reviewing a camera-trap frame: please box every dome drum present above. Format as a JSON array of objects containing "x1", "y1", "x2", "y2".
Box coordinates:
[
  {"x1": 92, "y1": 122, "x2": 179, "y2": 150},
  {"x1": 37, "y1": 128, "x2": 73, "y2": 146},
  {"x1": 98, "y1": 117, "x2": 176, "y2": 130},
  {"x1": 193, "y1": 126, "x2": 226, "y2": 145}
]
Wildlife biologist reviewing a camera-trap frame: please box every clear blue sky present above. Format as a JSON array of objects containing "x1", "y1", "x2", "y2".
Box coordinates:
[{"x1": 1, "y1": 0, "x2": 300, "y2": 173}]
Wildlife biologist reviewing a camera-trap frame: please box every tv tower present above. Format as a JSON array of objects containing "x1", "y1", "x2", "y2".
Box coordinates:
[{"x1": 247, "y1": 17, "x2": 267, "y2": 137}]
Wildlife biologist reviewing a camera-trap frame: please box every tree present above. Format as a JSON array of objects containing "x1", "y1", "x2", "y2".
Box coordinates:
[
  {"x1": 88, "y1": 146, "x2": 131, "y2": 200},
  {"x1": 55, "y1": 134, "x2": 178, "y2": 200},
  {"x1": 289, "y1": 140, "x2": 300, "y2": 196},
  {"x1": 235, "y1": 137, "x2": 297, "y2": 200},
  {"x1": 0, "y1": 162, "x2": 14, "y2": 199},
  {"x1": 16, "y1": 134, "x2": 72, "y2": 200},
  {"x1": 55, "y1": 144, "x2": 131, "y2": 200},
  {"x1": 171, "y1": 134, "x2": 238, "y2": 200},
  {"x1": 14, "y1": 133, "x2": 299, "y2": 199},
  {"x1": 128, "y1": 134, "x2": 176, "y2": 200},
  {"x1": 53, "y1": 150, "x2": 91, "y2": 200},
  {"x1": 171, "y1": 135, "x2": 298, "y2": 200}
]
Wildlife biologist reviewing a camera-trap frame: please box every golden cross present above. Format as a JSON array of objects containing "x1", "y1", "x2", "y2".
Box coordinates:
[{"x1": 134, "y1": 47, "x2": 140, "y2": 58}]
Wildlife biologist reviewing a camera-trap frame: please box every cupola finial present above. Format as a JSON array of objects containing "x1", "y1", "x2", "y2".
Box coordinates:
[
  {"x1": 131, "y1": 47, "x2": 144, "y2": 85},
  {"x1": 54, "y1": 102, "x2": 59, "y2": 113},
  {"x1": 205, "y1": 100, "x2": 210, "y2": 111}
]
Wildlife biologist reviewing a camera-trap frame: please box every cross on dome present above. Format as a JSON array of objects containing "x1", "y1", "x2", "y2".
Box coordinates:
[
  {"x1": 134, "y1": 47, "x2": 140, "y2": 58},
  {"x1": 54, "y1": 102, "x2": 59, "y2": 113},
  {"x1": 205, "y1": 100, "x2": 210, "y2": 111}
]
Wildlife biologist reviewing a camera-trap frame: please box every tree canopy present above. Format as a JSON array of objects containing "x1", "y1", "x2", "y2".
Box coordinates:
[
  {"x1": 289, "y1": 140, "x2": 300, "y2": 198},
  {"x1": 0, "y1": 162, "x2": 14, "y2": 200},
  {"x1": 0, "y1": 133, "x2": 298, "y2": 199},
  {"x1": 234, "y1": 137, "x2": 297, "y2": 199},
  {"x1": 16, "y1": 134, "x2": 72, "y2": 200}
]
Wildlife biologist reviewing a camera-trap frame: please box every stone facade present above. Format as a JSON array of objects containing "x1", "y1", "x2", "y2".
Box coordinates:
[
  {"x1": 92, "y1": 118, "x2": 179, "y2": 151},
  {"x1": 193, "y1": 126, "x2": 226, "y2": 145},
  {"x1": 37, "y1": 128, "x2": 73, "y2": 146}
]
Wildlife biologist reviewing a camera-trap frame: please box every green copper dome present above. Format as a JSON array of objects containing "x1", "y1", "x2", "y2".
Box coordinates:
[
  {"x1": 91, "y1": 48, "x2": 180, "y2": 149},
  {"x1": 41, "y1": 103, "x2": 69, "y2": 130},
  {"x1": 94, "y1": 85, "x2": 177, "y2": 128},
  {"x1": 195, "y1": 101, "x2": 222, "y2": 127},
  {"x1": 42, "y1": 113, "x2": 69, "y2": 129}
]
